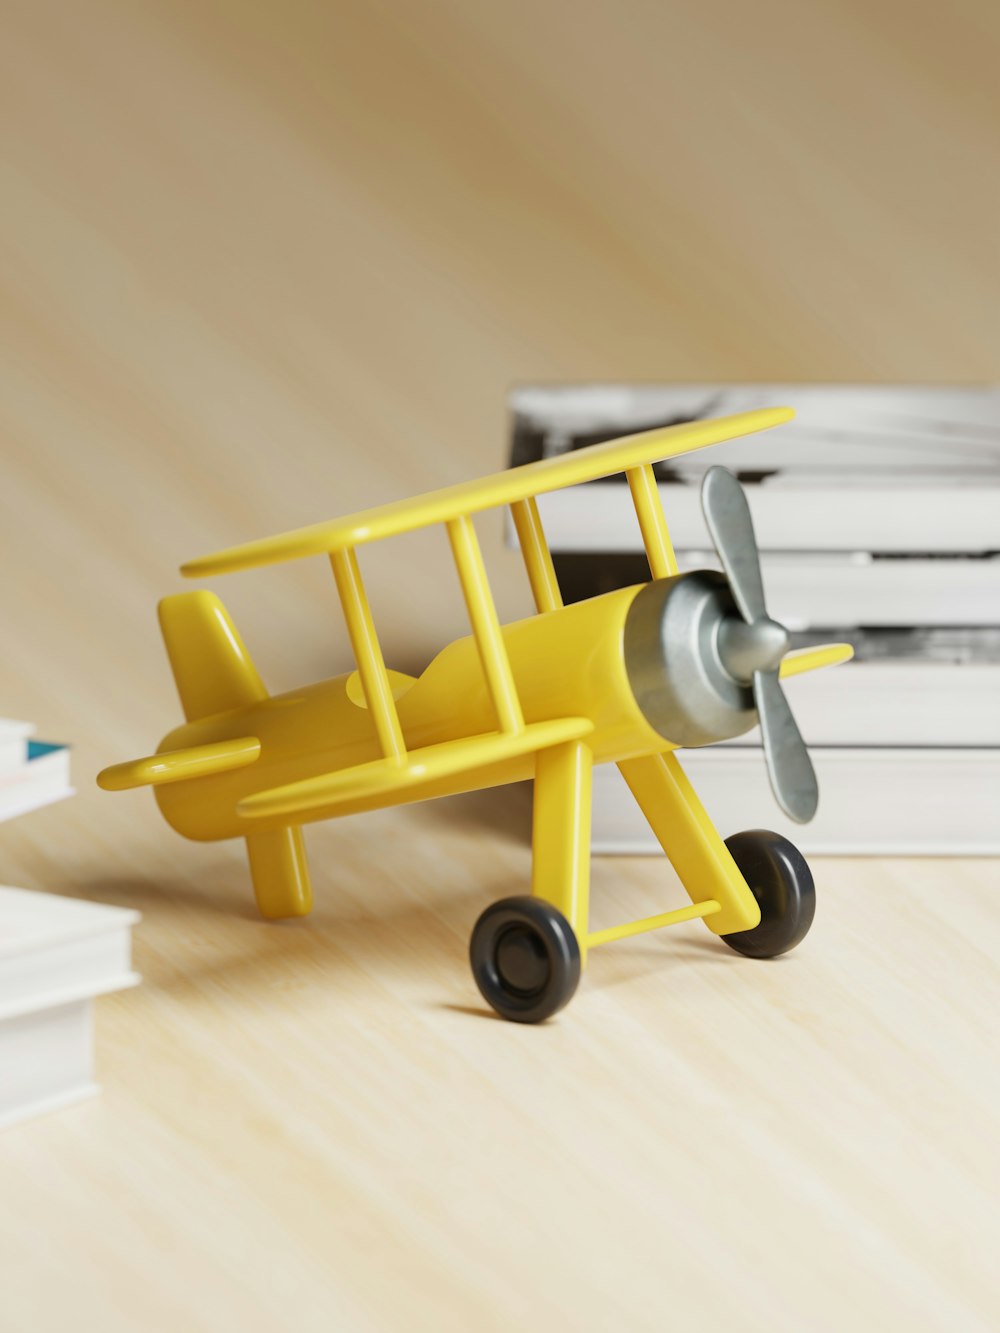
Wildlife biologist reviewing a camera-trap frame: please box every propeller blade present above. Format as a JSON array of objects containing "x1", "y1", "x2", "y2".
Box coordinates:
[
  {"x1": 753, "y1": 669, "x2": 819, "y2": 823},
  {"x1": 701, "y1": 466, "x2": 767, "y2": 625}
]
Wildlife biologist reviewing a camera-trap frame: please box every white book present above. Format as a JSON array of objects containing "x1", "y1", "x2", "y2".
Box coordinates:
[
  {"x1": 652, "y1": 551, "x2": 999, "y2": 629},
  {"x1": 747, "y1": 660, "x2": 1000, "y2": 747},
  {"x1": 538, "y1": 549, "x2": 1000, "y2": 629},
  {"x1": 0, "y1": 742, "x2": 73, "y2": 824},
  {"x1": 1, "y1": 1000, "x2": 99, "y2": 1129},
  {"x1": 512, "y1": 383, "x2": 1000, "y2": 554},
  {"x1": 0, "y1": 887, "x2": 139, "y2": 1130},
  {"x1": 0, "y1": 720, "x2": 34, "y2": 780},
  {"x1": 532, "y1": 481, "x2": 1000, "y2": 555},
  {"x1": 509, "y1": 384, "x2": 1000, "y2": 856},
  {"x1": 593, "y1": 749, "x2": 1000, "y2": 856}
]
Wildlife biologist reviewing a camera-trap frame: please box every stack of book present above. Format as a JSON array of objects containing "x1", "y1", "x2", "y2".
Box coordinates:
[
  {"x1": 0, "y1": 887, "x2": 139, "y2": 1129},
  {"x1": 507, "y1": 384, "x2": 1000, "y2": 854},
  {"x1": 0, "y1": 717, "x2": 138, "y2": 1129},
  {"x1": 0, "y1": 718, "x2": 73, "y2": 822}
]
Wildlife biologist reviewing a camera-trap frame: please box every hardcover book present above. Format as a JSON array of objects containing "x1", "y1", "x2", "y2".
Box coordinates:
[
  {"x1": 0, "y1": 886, "x2": 139, "y2": 1130},
  {"x1": 507, "y1": 384, "x2": 1000, "y2": 854}
]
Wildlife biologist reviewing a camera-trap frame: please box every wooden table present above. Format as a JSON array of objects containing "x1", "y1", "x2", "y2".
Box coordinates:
[
  {"x1": 2, "y1": 796, "x2": 998, "y2": 1332},
  {"x1": 2, "y1": 0, "x2": 998, "y2": 1327}
]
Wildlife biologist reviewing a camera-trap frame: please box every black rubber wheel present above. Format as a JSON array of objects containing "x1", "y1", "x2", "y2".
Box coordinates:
[
  {"x1": 470, "y1": 896, "x2": 581, "y2": 1023},
  {"x1": 721, "y1": 829, "x2": 816, "y2": 959}
]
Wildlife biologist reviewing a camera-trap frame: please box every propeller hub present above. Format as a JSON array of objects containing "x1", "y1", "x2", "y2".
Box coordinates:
[
  {"x1": 717, "y1": 616, "x2": 790, "y2": 682},
  {"x1": 699, "y1": 463, "x2": 819, "y2": 825},
  {"x1": 623, "y1": 571, "x2": 757, "y2": 749}
]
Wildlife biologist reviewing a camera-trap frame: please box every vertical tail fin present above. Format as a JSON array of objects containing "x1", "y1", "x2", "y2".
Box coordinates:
[
  {"x1": 158, "y1": 591, "x2": 268, "y2": 721},
  {"x1": 159, "y1": 592, "x2": 312, "y2": 919}
]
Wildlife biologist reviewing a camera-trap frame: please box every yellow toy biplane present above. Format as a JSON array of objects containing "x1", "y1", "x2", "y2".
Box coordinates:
[{"x1": 99, "y1": 407, "x2": 852, "y2": 1022}]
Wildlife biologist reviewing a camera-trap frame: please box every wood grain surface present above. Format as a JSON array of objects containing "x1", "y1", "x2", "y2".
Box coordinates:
[{"x1": 0, "y1": 1, "x2": 998, "y2": 1329}]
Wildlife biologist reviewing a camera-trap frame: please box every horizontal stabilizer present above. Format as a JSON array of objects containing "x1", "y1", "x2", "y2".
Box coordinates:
[{"x1": 97, "y1": 736, "x2": 261, "y2": 792}]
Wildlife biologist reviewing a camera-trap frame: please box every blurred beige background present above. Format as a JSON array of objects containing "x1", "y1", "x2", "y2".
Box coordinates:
[
  {"x1": 2, "y1": 5, "x2": 999, "y2": 1330},
  {"x1": 3, "y1": 0, "x2": 999, "y2": 754}
]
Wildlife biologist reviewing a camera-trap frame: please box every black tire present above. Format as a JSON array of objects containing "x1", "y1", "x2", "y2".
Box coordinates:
[
  {"x1": 721, "y1": 829, "x2": 816, "y2": 959},
  {"x1": 470, "y1": 896, "x2": 581, "y2": 1023}
]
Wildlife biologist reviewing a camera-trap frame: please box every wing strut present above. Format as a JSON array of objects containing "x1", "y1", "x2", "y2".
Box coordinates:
[
  {"x1": 446, "y1": 515, "x2": 525, "y2": 736},
  {"x1": 511, "y1": 461, "x2": 680, "y2": 620},
  {"x1": 510, "y1": 496, "x2": 562, "y2": 613},
  {"x1": 330, "y1": 547, "x2": 407, "y2": 764},
  {"x1": 626, "y1": 463, "x2": 679, "y2": 579}
]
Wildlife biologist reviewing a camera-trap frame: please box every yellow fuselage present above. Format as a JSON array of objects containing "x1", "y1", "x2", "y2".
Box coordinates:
[{"x1": 155, "y1": 585, "x2": 671, "y2": 841}]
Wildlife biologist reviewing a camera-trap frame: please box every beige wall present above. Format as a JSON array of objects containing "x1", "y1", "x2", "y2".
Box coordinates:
[{"x1": 2, "y1": 0, "x2": 998, "y2": 752}]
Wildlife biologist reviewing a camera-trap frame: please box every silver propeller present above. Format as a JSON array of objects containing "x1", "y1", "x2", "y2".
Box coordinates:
[
  {"x1": 702, "y1": 465, "x2": 767, "y2": 623},
  {"x1": 753, "y1": 669, "x2": 818, "y2": 823},
  {"x1": 700, "y1": 466, "x2": 819, "y2": 823}
]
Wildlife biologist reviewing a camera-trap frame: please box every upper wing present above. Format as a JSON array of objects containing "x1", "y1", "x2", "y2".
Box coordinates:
[{"x1": 182, "y1": 407, "x2": 793, "y2": 578}]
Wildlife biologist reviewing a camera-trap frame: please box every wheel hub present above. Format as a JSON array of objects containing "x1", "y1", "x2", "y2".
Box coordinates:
[{"x1": 495, "y1": 924, "x2": 550, "y2": 995}]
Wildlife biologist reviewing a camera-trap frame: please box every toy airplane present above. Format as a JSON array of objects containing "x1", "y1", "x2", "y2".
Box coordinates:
[{"x1": 99, "y1": 407, "x2": 852, "y2": 1022}]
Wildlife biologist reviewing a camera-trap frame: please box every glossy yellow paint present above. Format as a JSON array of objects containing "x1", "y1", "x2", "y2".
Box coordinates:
[
  {"x1": 508, "y1": 465, "x2": 762, "y2": 939},
  {"x1": 146, "y1": 584, "x2": 666, "y2": 842},
  {"x1": 588, "y1": 898, "x2": 721, "y2": 950},
  {"x1": 159, "y1": 591, "x2": 267, "y2": 720},
  {"x1": 532, "y1": 739, "x2": 593, "y2": 958},
  {"x1": 627, "y1": 463, "x2": 679, "y2": 578},
  {"x1": 97, "y1": 735, "x2": 261, "y2": 791},
  {"x1": 446, "y1": 514, "x2": 524, "y2": 736},
  {"x1": 344, "y1": 667, "x2": 415, "y2": 708},
  {"x1": 238, "y1": 718, "x2": 593, "y2": 822},
  {"x1": 181, "y1": 408, "x2": 793, "y2": 577},
  {"x1": 780, "y1": 642, "x2": 855, "y2": 678},
  {"x1": 509, "y1": 496, "x2": 562, "y2": 613},
  {"x1": 330, "y1": 547, "x2": 406, "y2": 763},
  {"x1": 617, "y1": 752, "x2": 761, "y2": 935},
  {"x1": 99, "y1": 405, "x2": 852, "y2": 986},
  {"x1": 246, "y1": 826, "x2": 313, "y2": 920}
]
